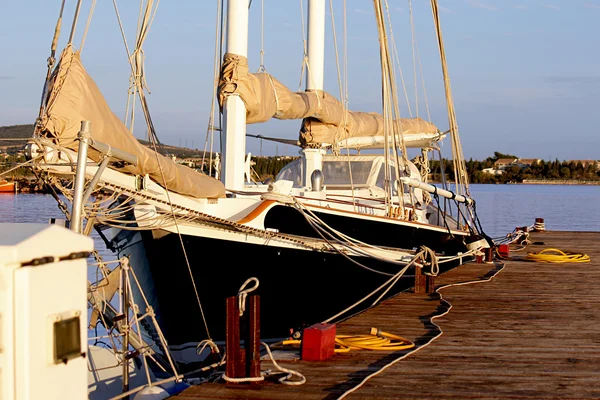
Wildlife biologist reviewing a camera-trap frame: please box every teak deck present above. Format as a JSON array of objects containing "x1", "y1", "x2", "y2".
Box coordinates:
[{"x1": 175, "y1": 231, "x2": 600, "y2": 399}]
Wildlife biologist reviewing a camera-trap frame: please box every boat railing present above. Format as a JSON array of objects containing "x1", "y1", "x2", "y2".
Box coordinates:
[{"x1": 71, "y1": 120, "x2": 138, "y2": 233}]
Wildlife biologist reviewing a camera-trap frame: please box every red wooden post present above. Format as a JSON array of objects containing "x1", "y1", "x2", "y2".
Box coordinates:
[
  {"x1": 226, "y1": 296, "x2": 244, "y2": 383},
  {"x1": 245, "y1": 295, "x2": 261, "y2": 381}
]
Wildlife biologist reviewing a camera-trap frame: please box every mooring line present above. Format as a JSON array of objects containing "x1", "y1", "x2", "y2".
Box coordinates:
[{"x1": 337, "y1": 261, "x2": 507, "y2": 399}]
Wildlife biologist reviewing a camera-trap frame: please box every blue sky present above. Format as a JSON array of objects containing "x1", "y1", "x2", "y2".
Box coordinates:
[{"x1": 1, "y1": 0, "x2": 598, "y2": 161}]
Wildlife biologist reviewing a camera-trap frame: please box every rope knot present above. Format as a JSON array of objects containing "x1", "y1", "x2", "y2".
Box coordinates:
[
  {"x1": 237, "y1": 277, "x2": 259, "y2": 317},
  {"x1": 419, "y1": 246, "x2": 439, "y2": 276}
]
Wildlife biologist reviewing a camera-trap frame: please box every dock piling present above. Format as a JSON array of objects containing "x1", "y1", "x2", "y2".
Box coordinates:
[
  {"x1": 225, "y1": 294, "x2": 261, "y2": 385},
  {"x1": 414, "y1": 261, "x2": 435, "y2": 294}
]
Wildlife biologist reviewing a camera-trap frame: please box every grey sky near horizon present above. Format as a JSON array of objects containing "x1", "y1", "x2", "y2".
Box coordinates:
[{"x1": 0, "y1": 0, "x2": 598, "y2": 161}]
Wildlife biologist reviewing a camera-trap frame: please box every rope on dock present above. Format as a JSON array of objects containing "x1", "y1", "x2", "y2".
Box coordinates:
[
  {"x1": 337, "y1": 261, "x2": 507, "y2": 399},
  {"x1": 220, "y1": 342, "x2": 306, "y2": 386}
]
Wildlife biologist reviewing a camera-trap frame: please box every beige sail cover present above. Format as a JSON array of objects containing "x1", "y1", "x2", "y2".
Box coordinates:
[
  {"x1": 40, "y1": 47, "x2": 225, "y2": 199},
  {"x1": 218, "y1": 53, "x2": 439, "y2": 148}
]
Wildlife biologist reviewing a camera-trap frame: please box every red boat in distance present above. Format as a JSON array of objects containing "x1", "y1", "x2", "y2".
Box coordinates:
[{"x1": 0, "y1": 180, "x2": 15, "y2": 193}]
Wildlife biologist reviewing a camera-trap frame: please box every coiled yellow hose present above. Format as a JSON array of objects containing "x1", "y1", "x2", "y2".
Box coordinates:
[
  {"x1": 335, "y1": 328, "x2": 415, "y2": 352},
  {"x1": 522, "y1": 248, "x2": 591, "y2": 263},
  {"x1": 281, "y1": 327, "x2": 415, "y2": 353}
]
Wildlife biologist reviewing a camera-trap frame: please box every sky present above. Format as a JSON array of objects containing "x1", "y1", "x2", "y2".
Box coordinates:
[{"x1": 0, "y1": 0, "x2": 598, "y2": 161}]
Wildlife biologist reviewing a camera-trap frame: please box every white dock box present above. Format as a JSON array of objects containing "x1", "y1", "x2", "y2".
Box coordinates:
[{"x1": 0, "y1": 223, "x2": 93, "y2": 400}]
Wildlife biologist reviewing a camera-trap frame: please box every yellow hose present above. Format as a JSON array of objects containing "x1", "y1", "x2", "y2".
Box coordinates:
[
  {"x1": 279, "y1": 328, "x2": 414, "y2": 353},
  {"x1": 522, "y1": 248, "x2": 591, "y2": 263}
]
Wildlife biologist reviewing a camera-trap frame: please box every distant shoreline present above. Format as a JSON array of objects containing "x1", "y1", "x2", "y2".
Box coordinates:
[{"x1": 519, "y1": 179, "x2": 600, "y2": 185}]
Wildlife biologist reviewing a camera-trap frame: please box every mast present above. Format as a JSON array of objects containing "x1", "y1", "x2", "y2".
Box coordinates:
[
  {"x1": 222, "y1": 0, "x2": 250, "y2": 191},
  {"x1": 306, "y1": 0, "x2": 325, "y2": 91},
  {"x1": 303, "y1": 0, "x2": 326, "y2": 189}
]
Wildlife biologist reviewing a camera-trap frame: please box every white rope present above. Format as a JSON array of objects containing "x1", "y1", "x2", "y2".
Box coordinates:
[
  {"x1": 221, "y1": 342, "x2": 306, "y2": 385},
  {"x1": 322, "y1": 252, "x2": 419, "y2": 324},
  {"x1": 337, "y1": 262, "x2": 506, "y2": 399},
  {"x1": 261, "y1": 342, "x2": 306, "y2": 385},
  {"x1": 237, "y1": 277, "x2": 259, "y2": 317},
  {"x1": 419, "y1": 245, "x2": 439, "y2": 276}
]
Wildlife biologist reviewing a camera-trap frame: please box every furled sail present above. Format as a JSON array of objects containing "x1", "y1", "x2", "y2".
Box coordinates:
[
  {"x1": 40, "y1": 46, "x2": 226, "y2": 199},
  {"x1": 218, "y1": 53, "x2": 440, "y2": 149}
]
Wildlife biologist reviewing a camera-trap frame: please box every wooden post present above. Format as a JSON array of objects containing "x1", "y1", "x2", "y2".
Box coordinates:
[
  {"x1": 226, "y1": 297, "x2": 244, "y2": 383},
  {"x1": 484, "y1": 247, "x2": 493, "y2": 262},
  {"x1": 427, "y1": 273, "x2": 436, "y2": 294},
  {"x1": 414, "y1": 261, "x2": 435, "y2": 294},
  {"x1": 245, "y1": 296, "x2": 261, "y2": 381},
  {"x1": 414, "y1": 260, "x2": 425, "y2": 294}
]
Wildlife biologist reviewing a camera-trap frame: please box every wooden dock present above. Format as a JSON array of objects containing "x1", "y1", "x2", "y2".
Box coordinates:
[{"x1": 175, "y1": 231, "x2": 600, "y2": 399}]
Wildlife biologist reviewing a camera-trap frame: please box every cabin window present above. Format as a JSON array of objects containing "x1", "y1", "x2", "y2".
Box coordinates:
[
  {"x1": 322, "y1": 160, "x2": 372, "y2": 186},
  {"x1": 276, "y1": 159, "x2": 303, "y2": 187}
]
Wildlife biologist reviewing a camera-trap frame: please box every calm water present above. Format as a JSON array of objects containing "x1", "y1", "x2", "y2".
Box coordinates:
[
  {"x1": 467, "y1": 184, "x2": 600, "y2": 238},
  {"x1": 1, "y1": 184, "x2": 599, "y2": 248}
]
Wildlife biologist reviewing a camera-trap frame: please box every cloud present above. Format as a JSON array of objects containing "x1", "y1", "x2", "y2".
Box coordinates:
[
  {"x1": 469, "y1": 1, "x2": 498, "y2": 11},
  {"x1": 354, "y1": 8, "x2": 371, "y2": 15},
  {"x1": 395, "y1": 6, "x2": 405, "y2": 13},
  {"x1": 584, "y1": 3, "x2": 600, "y2": 9},
  {"x1": 543, "y1": 4, "x2": 560, "y2": 10},
  {"x1": 439, "y1": 5, "x2": 453, "y2": 13}
]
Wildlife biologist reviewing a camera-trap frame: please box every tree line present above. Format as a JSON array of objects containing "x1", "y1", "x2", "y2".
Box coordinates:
[
  {"x1": 429, "y1": 152, "x2": 600, "y2": 184},
  {"x1": 251, "y1": 156, "x2": 297, "y2": 181}
]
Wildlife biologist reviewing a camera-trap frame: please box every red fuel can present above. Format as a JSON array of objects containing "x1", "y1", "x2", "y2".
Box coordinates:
[
  {"x1": 301, "y1": 323, "x2": 336, "y2": 361},
  {"x1": 498, "y1": 244, "x2": 510, "y2": 258}
]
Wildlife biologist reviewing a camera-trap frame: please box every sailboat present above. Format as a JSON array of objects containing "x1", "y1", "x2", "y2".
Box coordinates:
[{"x1": 27, "y1": 0, "x2": 490, "y2": 372}]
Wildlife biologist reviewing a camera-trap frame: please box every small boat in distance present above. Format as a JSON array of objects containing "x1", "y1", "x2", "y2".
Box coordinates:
[{"x1": 0, "y1": 180, "x2": 15, "y2": 193}]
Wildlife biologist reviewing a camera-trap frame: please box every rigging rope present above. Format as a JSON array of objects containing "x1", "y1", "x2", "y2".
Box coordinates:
[
  {"x1": 375, "y1": 0, "x2": 415, "y2": 218},
  {"x1": 79, "y1": 0, "x2": 97, "y2": 51},
  {"x1": 68, "y1": 0, "x2": 84, "y2": 44},
  {"x1": 327, "y1": 0, "x2": 357, "y2": 210},
  {"x1": 386, "y1": 4, "x2": 413, "y2": 118},
  {"x1": 35, "y1": 0, "x2": 66, "y2": 130},
  {"x1": 408, "y1": 0, "x2": 432, "y2": 122},
  {"x1": 202, "y1": 0, "x2": 225, "y2": 177},
  {"x1": 430, "y1": 0, "x2": 469, "y2": 199}
]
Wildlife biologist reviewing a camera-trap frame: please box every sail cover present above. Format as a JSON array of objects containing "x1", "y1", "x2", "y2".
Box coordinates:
[
  {"x1": 218, "y1": 53, "x2": 440, "y2": 149},
  {"x1": 40, "y1": 47, "x2": 226, "y2": 199}
]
